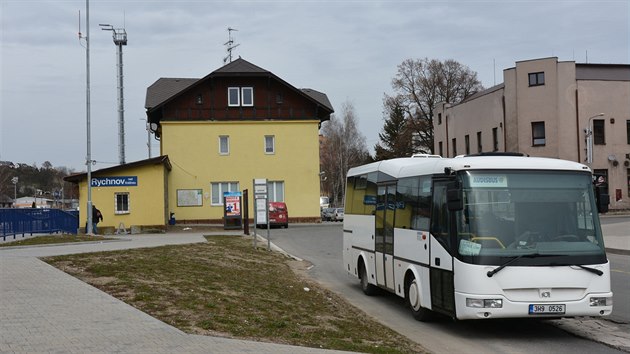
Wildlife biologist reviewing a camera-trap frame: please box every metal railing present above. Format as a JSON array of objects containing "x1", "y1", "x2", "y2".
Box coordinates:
[{"x1": 0, "y1": 208, "x2": 78, "y2": 241}]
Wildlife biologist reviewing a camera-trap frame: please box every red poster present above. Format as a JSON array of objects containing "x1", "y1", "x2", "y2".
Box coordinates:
[{"x1": 225, "y1": 196, "x2": 241, "y2": 216}]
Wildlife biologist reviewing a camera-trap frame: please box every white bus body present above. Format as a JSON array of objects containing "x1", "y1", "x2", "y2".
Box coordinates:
[{"x1": 343, "y1": 154, "x2": 612, "y2": 320}]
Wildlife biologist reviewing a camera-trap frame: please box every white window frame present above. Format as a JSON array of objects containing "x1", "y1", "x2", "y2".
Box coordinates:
[
  {"x1": 219, "y1": 135, "x2": 230, "y2": 155},
  {"x1": 228, "y1": 87, "x2": 240, "y2": 107},
  {"x1": 114, "y1": 192, "x2": 130, "y2": 214},
  {"x1": 241, "y1": 87, "x2": 253, "y2": 107},
  {"x1": 267, "y1": 181, "x2": 284, "y2": 202},
  {"x1": 265, "y1": 135, "x2": 275, "y2": 154},
  {"x1": 211, "y1": 182, "x2": 240, "y2": 206}
]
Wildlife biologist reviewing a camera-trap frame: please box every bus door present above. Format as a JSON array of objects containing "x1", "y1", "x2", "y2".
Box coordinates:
[
  {"x1": 375, "y1": 183, "x2": 396, "y2": 290},
  {"x1": 429, "y1": 179, "x2": 455, "y2": 316}
]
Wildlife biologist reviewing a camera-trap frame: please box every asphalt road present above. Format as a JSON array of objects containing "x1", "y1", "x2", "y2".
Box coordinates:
[{"x1": 269, "y1": 222, "x2": 628, "y2": 354}]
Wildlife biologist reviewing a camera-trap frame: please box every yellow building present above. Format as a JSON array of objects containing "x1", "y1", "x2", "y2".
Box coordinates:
[
  {"x1": 65, "y1": 156, "x2": 171, "y2": 232},
  {"x1": 66, "y1": 58, "x2": 333, "y2": 231}
]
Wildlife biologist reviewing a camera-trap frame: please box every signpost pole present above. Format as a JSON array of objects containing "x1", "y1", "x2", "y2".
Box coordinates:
[
  {"x1": 266, "y1": 205, "x2": 270, "y2": 251},
  {"x1": 253, "y1": 178, "x2": 268, "y2": 250}
]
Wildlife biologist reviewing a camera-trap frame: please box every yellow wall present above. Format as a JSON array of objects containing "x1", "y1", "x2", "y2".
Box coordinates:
[
  {"x1": 161, "y1": 120, "x2": 321, "y2": 221},
  {"x1": 77, "y1": 163, "x2": 168, "y2": 229}
]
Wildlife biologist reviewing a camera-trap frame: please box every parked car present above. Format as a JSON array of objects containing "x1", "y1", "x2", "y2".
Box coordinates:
[
  {"x1": 332, "y1": 208, "x2": 344, "y2": 222},
  {"x1": 321, "y1": 207, "x2": 335, "y2": 221},
  {"x1": 258, "y1": 201, "x2": 288, "y2": 228}
]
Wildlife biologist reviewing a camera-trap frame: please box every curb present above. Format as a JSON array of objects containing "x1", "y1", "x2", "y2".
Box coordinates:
[{"x1": 606, "y1": 247, "x2": 630, "y2": 256}]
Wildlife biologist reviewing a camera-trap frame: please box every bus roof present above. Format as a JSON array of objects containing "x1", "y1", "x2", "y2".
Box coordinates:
[{"x1": 347, "y1": 155, "x2": 591, "y2": 179}]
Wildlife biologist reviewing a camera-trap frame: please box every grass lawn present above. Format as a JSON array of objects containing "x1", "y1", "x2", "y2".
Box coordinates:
[{"x1": 43, "y1": 235, "x2": 426, "y2": 354}]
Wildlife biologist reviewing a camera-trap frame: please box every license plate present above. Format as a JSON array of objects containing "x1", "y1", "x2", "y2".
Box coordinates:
[{"x1": 528, "y1": 304, "x2": 565, "y2": 315}]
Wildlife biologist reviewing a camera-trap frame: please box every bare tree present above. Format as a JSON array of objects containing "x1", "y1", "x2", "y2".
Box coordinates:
[
  {"x1": 387, "y1": 58, "x2": 484, "y2": 153},
  {"x1": 320, "y1": 101, "x2": 370, "y2": 207}
]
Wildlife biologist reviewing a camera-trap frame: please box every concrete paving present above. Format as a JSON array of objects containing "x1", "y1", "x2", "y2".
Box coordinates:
[
  {"x1": 0, "y1": 233, "x2": 353, "y2": 354},
  {"x1": 600, "y1": 214, "x2": 630, "y2": 256}
]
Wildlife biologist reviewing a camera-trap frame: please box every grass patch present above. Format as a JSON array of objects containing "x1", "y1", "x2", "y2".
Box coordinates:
[
  {"x1": 43, "y1": 235, "x2": 426, "y2": 353},
  {"x1": 0, "y1": 235, "x2": 115, "y2": 247}
]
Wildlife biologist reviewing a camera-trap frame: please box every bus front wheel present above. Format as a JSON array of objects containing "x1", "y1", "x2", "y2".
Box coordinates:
[
  {"x1": 359, "y1": 261, "x2": 377, "y2": 296},
  {"x1": 406, "y1": 277, "x2": 433, "y2": 321}
]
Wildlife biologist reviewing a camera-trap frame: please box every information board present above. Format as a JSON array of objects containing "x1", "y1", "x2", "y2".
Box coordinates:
[{"x1": 177, "y1": 189, "x2": 203, "y2": 207}]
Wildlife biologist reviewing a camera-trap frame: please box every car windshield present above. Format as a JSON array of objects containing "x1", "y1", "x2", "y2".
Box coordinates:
[{"x1": 455, "y1": 170, "x2": 606, "y2": 266}]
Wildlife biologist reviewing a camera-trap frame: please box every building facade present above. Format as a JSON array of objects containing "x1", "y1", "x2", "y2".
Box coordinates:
[
  {"x1": 66, "y1": 58, "x2": 333, "y2": 231},
  {"x1": 434, "y1": 57, "x2": 630, "y2": 210},
  {"x1": 65, "y1": 156, "x2": 172, "y2": 231},
  {"x1": 147, "y1": 58, "x2": 333, "y2": 224}
]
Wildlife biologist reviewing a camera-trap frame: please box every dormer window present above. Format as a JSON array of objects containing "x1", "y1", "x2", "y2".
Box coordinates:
[{"x1": 228, "y1": 87, "x2": 253, "y2": 107}]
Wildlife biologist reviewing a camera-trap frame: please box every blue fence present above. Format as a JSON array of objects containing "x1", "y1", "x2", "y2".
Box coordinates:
[{"x1": 0, "y1": 208, "x2": 79, "y2": 241}]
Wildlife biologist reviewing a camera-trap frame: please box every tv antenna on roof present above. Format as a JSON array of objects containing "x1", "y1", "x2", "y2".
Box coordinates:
[{"x1": 223, "y1": 27, "x2": 240, "y2": 64}]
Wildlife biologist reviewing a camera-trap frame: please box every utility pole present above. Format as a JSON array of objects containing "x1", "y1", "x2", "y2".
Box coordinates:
[
  {"x1": 100, "y1": 23, "x2": 128, "y2": 165},
  {"x1": 79, "y1": 0, "x2": 93, "y2": 234}
]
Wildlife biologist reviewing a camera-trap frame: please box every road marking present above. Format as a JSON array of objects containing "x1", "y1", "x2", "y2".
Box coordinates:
[{"x1": 611, "y1": 268, "x2": 630, "y2": 275}]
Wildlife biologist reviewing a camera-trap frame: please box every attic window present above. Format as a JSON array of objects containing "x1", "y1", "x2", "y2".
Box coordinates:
[
  {"x1": 242, "y1": 87, "x2": 253, "y2": 106},
  {"x1": 228, "y1": 87, "x2": 240, "y2": 106},
  {"x1": 228, "y1": 87, "x2": 253, "y2": 107}
]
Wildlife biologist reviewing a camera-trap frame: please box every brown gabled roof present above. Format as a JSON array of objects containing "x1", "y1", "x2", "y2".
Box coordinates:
[
  {"x1": 214, "y1": 58, "x2": 269, "y2": 74},
  {"x1": 64, "y1": 156, "x2": 171, "y2": 183},
  {"x1": 301, "y1": 88, "x2": 334, "y2": 112},
  {"x1": 145, "y1": 58, "x2": 334, "y2": 114},
  {"x1": 145, "y1": 78, "x2": 198, "y2": 110}
]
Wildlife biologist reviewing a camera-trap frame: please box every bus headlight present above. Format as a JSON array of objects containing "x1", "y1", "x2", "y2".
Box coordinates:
[
  {"x1": 466, "y1": 298, "x2": 503, "y2": 308},
  {"x1": 589, "y1": 296, "x2": 612, "y2": 307}
]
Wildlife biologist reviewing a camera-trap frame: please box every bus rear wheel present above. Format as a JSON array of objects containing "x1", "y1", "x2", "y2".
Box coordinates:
[
  {"x1": 359, "y1": 262, "x2": 377, "y2": 296},
  {"x1": 406, "y1": 277, "x2": 433, "y2": 321}
]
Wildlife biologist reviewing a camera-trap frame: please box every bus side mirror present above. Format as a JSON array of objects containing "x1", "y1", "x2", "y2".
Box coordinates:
[{"x1": 447, "y1": 182, "x2": 463, "y2": 211}]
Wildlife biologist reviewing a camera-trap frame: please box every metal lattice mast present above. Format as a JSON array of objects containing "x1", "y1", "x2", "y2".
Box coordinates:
[{"x1": 100, "y1": 23, "x2": 128, "y2": 165}]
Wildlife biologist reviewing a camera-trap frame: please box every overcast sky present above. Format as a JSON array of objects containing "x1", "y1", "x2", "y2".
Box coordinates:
[{"x1": 1, "y1": 0, "x2": 628, "y2": 171}]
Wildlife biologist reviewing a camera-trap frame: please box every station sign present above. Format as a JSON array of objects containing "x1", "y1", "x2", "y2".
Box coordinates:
[{"x1": 91, "y1": 176, "x2": 137, "y2": 187}]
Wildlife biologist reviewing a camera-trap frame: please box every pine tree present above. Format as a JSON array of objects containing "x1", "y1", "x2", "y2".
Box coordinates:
[{"x1": 374, "y1": 98, "x2": 414, "y2": 161}]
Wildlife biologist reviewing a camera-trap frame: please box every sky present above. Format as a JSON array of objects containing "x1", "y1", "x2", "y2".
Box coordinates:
[{"x1": 1, "y1": 0, "x2": 628, "y2": 172}]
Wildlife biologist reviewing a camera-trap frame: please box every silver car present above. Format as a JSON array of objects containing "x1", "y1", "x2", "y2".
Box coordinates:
[{"x1": 332, "y1": 208, "x2": 344, "y2": 222}]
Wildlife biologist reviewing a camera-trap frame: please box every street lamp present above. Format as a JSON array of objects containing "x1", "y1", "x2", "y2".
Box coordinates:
[
  {"x1": 585, "y1": 113, "x2": 605, "y2": 165},
  {"x1": 11, "y1": 177, "x2": 18, "y2": 207},
  {"x1": 140, "y1": 118, "x2": 152, "y2": 158}
]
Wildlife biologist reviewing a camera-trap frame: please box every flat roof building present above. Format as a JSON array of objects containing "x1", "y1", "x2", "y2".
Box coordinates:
[{"x1": 434, "y1": 57, "x2": 630, "y2": 211}]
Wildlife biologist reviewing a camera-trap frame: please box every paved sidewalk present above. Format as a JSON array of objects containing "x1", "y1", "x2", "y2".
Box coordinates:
[
  {"x1": 600, "y1": 214, "x2": 630, "y2": 255},
  {"x1": 0, "y1": 233, "x2": 353, "y2": 354}
]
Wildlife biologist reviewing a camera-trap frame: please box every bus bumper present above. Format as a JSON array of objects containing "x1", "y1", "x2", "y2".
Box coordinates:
[{"x1": 454, "y1": 292, "x2": 613, "y2": 320}]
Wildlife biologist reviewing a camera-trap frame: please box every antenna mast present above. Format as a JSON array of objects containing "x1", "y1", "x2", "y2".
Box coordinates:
[
  {"x1": 223, "y1": 27, "x2": 240, "y2": 64},
  {"x1": 99, "y1": 23, "x2": 128, "y2": 165}
]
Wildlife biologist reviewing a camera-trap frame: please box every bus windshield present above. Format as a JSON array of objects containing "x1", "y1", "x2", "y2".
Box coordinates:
[{"x1": 455, "y1": 170, "x2": 606, "y2": 266}]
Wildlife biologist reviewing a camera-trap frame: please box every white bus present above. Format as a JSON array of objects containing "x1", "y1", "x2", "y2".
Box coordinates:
[{"x1": 342, "y1": 154, "x2": 613, "y2": 320}]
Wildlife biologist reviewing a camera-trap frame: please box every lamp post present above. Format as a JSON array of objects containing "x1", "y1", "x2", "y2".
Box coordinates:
[
  {"x1": 585, "y1": 113, "x2": 605, "y2": 165},
  {"x1": 11, "y1": 177, "x2": 18, "y2": 207},
  {"x1": 79, "y1": 0, "x2": 93, "y2": 234},
  {"x1": 140, "y1": 118, "x2": 152, "y2": 158}
]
